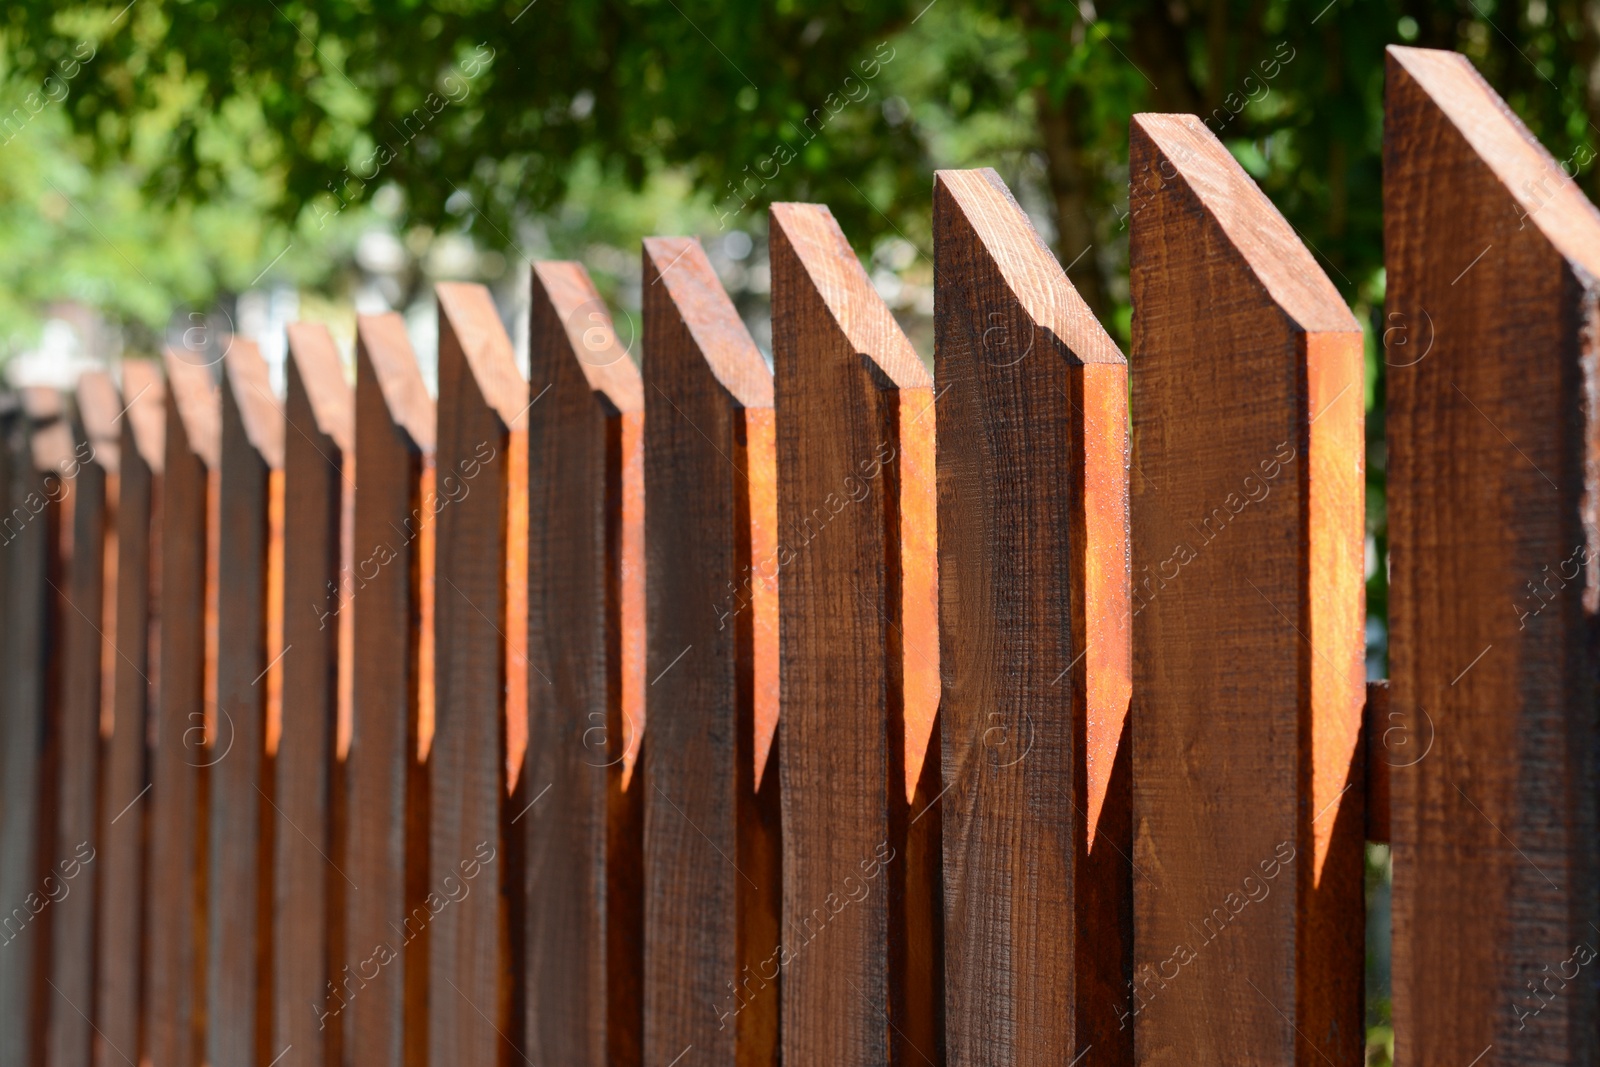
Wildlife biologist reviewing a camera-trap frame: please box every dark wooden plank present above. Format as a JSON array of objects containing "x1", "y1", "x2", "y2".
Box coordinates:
[
  {"x1": 1129, "y1": 113, "x2": 1365, "y2": 1066},
  {"x1": 639, "y1": 236, "x2": 779, "y2": 1067},
  {"x1": 93, "y1": 359, "x2": 163, "y2": 1067},
  {"x1": 931, "y1": 166, "x2": 1130, "y2": 1066},
  {"x1": 430, "y1": 282, "x2": 527, "y2": 1066},
  {"x1": 0, "y1": 391, "x2": 74, "y2": 1067},
  {"x1": 146, "y1": 350, "x2": 220, "y2": 1067},
  {"x1": 1385, "y1": 45, "x2": 1600, "y2": 1063},
  {"x1": 274, "y1": 322, "x2": 354, "y2": 1067},
  {"x1": 347, "y1": 312, "x2": 436, "y2": 1067},
  {"x1": 523, "y1": 261, "x2": 644, "y2": 1067},
  {"x1": 44, "y1": 373, "x2": 116, "y2": 1067},
  {"x1": 207, "y1": 340, "x2": 285, "y2": 1067},
  {"x1": 771, "y1": 202, "x2": 942, "y2": 1066}
]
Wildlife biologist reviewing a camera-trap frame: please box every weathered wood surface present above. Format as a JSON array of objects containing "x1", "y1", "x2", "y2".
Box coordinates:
[
  {"x1": 146, "y1": 350, "x2": 219, "y2": 1067},
  {"x1": 932, "y1": 166, "x2": 1130, "y2": 1066},
  {"x1": 44, "y1": 374, "x2": 115, "y2": 1067},
  {"x1": 207, "y1": 341, "x2": 285, "y2": 1067},
  {"x1": 348, "y1": 312, "x2": 436, "y2": 1067},
  {"x1": 1129, "y1": 113, "x2": 1366, "y2": 1066},
  {"x1": 0, "y1": 390, "x2": 73, "y2": 1067},
  {"x1": 523, "y1": 262, "x2": 644, "y2": 1066},
  {"x1": 640, "y1": 237, "x2": 780, "y2": 1067},
  {"x1": 275, "y1": 322, "x2": 354, "y2": 1067},
  {"x1": 430, "y1": 282, "x2": 527, "y2": 1066},
  {"x1": 93, "y1": 360, "x2": 163, "y2": 1067},
  {"x1": 1386, "y1": 45, "x2": 1600, "y2": 1064},
  {"x1": 771, "y1": 201, "x2": 942, "y2": 1066}
]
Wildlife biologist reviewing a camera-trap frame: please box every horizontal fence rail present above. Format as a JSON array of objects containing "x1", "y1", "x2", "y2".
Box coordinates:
[{"x1": 0, "y1": 43, "x2": 1596, "y2": 1067}]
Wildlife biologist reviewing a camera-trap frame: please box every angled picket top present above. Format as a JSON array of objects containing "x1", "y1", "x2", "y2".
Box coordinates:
[
  {"x1": 44, "y1": 373, "x2": 117, "y2": 1067},
  {"x1": 1128, "y1": 113, "x2": 1366, "y2": 1066},
  {"x1": 146, "y1": 348, "x2": 219, "y2": 1067},
  {"x1": 1385, "y1": 45, "x2": 1600, "y2": 1063},
  {"x1": 274, "y1": 323, "x2": 354, "y2": 1067},
  {"x1": 931, "y1": 166, "x2": 1132, "y2": 1066},
  {"x1": 205, "y1": 340, "x2": 286, "y2": 1067},
  {"x1": 346, "y1": 311, "x2": 437, "y2": 1066},
  {"x1": 429, "y1": 281, "x2": 527, "y2": 1066},
  {"x1": 93, "y1": 359, "x2": 163, "y2": 1067},
  {"x1": 0, "y1": 388, "x2": 74, "y2": 1067},
  {"x1": 640, "y1": 236, "x2": 780, "y2": 1067},
  {"x1": 521, "y1": 261, "x2": 645, "y2": 1067},
  {"x1": 770, "y1": 201, "x2": 942, "y2": 1066}
]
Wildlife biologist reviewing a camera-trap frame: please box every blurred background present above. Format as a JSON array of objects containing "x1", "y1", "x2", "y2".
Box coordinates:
[{"x1": 4, "y1": 0, "x2": 1596, "y2": 1059}]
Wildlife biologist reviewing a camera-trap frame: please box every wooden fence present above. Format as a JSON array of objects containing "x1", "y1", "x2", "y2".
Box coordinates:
[{"x1": 0, "y1": 44, "x2": 1595, "y2": 1066}]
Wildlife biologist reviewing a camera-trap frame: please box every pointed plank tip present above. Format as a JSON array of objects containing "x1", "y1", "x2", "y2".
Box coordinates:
[{"x1": 769, "y1": 201, "x2": 928, "y2": 390}]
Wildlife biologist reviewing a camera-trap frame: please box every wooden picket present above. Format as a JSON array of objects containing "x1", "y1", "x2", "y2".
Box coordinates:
[
  {"x1": 932, "y1": 166, "x2": 1131, "y2": 1065},
  {"x1": 276, "y1": 323, "x2": 353, "y2": 1067},
  {"x1": 1386, "y1": 45, "x2": 1600, "y2": 1063},
  {"x1": 93, "y1": 360, "x2": 161, "y2": 1067},
  {"x1": 1128, "y1": 113, "x2": 1366, "y2": 1065},
  {"x1": 771, "y1": 201, "x2": 941, "y2": 1066},
  {"x1": 8, "y1": 40, "x2": 1600, "y2": 1067},
  {"x1": 523, "y1": 260, "x2": 645, "y2": 1067},
  {"x1": 640, "y1": 235, "x2": 780, "y2": 1067},
  {"x1": 345, "y1": 311, "x2": 435, "y2": 1066}
]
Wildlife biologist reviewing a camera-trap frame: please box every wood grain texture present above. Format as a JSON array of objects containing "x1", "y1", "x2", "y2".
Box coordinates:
[
  {"x1": 523, "y1": 261, "x2": 644, "y2": 1067},
  {"x1": 639, "y1": 237, "x2": 781, "y2": 1067},
  {"x1": 93, "y1": 359, "x2": 163, "y2": 1067},
  {"x1": 429, "y1": 282, "x2": 526, "y2": 1067},
  {"x1": 1385, "y1": 45, "x2": 1600, "y2": 1064},
  {"x1": 931, "y1": 167, "x2": 1130, "y2": 1066},
  {"x1": 0, "y1": 392, "x2": 72, "y2": 1067},
  {"x1": 1128, "y1": 113, "x2": 1365, "y2": 1066},
  {"x1": 146, "y1": 350, "x2": 219, "y2": 1067},
  {"x1": 771, "y1": 201, "x2": 943, "y2": 1067},
  {"x1": 44, "y1": 374, "x2": 114, "y2": 1067},
  {"x1": 347, "y1": 313, "x2": 436, "y2": 1067},
  {"x1": 273, "y1": 323, "x2": 354, "y2": 1067},
  {"x1": 207, "y1": 340, "x2": 286, "y2": 1067}
]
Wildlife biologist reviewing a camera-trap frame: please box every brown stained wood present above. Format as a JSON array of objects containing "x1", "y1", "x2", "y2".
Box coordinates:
[
  {"x1": 639, "y1": 237, "x2": 780, "y2": 1067},
  {"x1": 348, "y1": 313, "x2": 436, "y2": 1067},
  {"x1": 430, "y1": 282, "x2": 527, "y2": 1066},
  {"x1": 273, "y1": 323, "x2": 354, "y2": 1067},
  {"x1": 43, "y1": 375, "x2": 114, "y2": 1067},
  {"x1": 523, "y1": 262, "x2": 644, "y2": 1067},
  {"x1": 146, "y1": 350, "x2": 219, "y2": 1067},
  {"x1": 770, "y1": 202, "x2": 942, "y2": 1066},
  {"x1": 930, "y1": 167, "x2": 1130, "y2": 1066},
  {"x1": 207, "y1": 340, "x2": 286, "y2": 1067},
  {"x1": 1128, "y1": 114, "x2": 1365, "y2": 1066},
  {"x1": 93, "y1": 359, "x2": 163, "y2": 1067},
  {"x1": 1385, "y1": 46, "x2": 1600, "y2": 1063},
  {"x1": 0, "y1": 393, "x2": 73, "y2": 1067}
]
